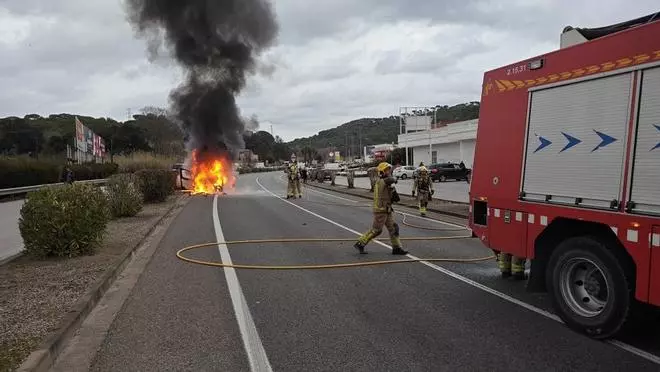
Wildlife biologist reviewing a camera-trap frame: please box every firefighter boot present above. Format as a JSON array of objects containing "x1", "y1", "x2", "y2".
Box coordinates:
[
  {"x1": 392, "y1": 246, "x2": 408, "y2": 255},
  {"x1": 353, "y1": 241, "x2": 367, "y2": 254}
]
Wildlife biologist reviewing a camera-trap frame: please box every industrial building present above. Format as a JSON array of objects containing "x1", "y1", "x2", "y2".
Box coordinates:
[{"x1": 397, "y1": 118, "x2": 477, "y2": 167}]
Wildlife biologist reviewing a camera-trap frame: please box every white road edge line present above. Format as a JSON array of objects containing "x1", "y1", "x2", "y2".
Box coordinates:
[
  {"x1": 303, "y1": 183, "x2": 468, "y2": 229},
  {"x1": 256, "y1": 176, "x2": 660, "y2": 366},
  {"x1": 213, "y1": 194, "x2": 272, "y2": 372}
]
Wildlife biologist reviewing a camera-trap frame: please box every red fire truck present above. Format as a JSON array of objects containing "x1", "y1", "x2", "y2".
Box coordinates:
[{"x1": 469, "y1": 12, "x2": 660, "y2": 339}]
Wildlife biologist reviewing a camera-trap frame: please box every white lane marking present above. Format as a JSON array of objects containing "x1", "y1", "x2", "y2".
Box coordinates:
[
  {"x1": 609, "y1": 340, "x2": 660, "y2": 364},
  {"x1": 303, "y1": 184, "x2": 467, "y2": 229},
  {"x1": 213, "y1": 194, "x2": 272, "y2": 372},
  {"x1": 256, "y1": 176, "x2": 660, "y2": 366}
]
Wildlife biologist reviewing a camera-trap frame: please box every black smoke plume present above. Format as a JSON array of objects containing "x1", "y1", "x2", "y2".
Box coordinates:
[{"x1": 125, "y1": 0, "x2": 278, "y2": 159}]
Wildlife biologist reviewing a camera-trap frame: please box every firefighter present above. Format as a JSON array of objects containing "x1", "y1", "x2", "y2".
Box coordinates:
[
  {"x1": 300, "y1": 164, "x2": 308, "y2": 184},
  {"x1": 412, "y1": 166, "x2": 434, "y2": 216},
  {"x1": 286, "y1": 154, "x2": 301, "y2": 199},
  {"x1": 367, "y1": 166, "x2": 378, "y2": 192},
  {"x1": 353, "y1": 162, "x2": 408, "y2": 255},
  {"x1": 497, "y1": 251, "x2": 526, "y2": 280}
]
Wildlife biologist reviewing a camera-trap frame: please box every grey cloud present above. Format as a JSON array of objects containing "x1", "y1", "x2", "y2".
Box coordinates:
[
  {"x1": 2, "y1": 0, "x2": 660, "y2": 143},
  {"x1": 274, "y1": 0, "x2": 556, "y2": 45}
]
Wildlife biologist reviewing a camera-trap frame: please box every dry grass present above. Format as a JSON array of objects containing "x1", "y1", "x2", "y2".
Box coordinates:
[
  {"x1": 0, "y1": 196, "x2": 184, "y2": 371},
  {"x1": 113, "y1": 152, "x2": 181, "y2": 173}
]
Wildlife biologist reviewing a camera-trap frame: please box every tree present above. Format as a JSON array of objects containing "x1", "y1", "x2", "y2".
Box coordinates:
[
  {"x1": 272, "y1": 142, "x2": 291, "y2": 161},
  {"x1": 109, "y1": 123, "x2": 152, "y2": 155},
  {"x1": 44, "y1": 135, "x2": 69, "y2": 154},
  {"x1": 245, "y1": 131, "x2": 275, "y2": 161},
  {"x1": 0, "y1": 117, "x2": 44, "y2": 155},
  {"x1": 301, "y1": 146, "x2": 317, "y2": 163}
]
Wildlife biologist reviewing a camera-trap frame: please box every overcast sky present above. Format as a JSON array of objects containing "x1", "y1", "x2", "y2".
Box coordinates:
[{"x1": 0, "y1": 1, "x2": 658, "y2": 141}]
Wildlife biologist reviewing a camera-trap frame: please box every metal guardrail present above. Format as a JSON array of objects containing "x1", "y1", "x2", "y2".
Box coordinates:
[{"x1": 0, "y1": 178, "x2": 109, "y2": 197}]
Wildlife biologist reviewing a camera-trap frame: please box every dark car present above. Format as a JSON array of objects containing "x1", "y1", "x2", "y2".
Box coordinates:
[{"x1": 427, "y1": 162, "x2": 471, "y2": 182}]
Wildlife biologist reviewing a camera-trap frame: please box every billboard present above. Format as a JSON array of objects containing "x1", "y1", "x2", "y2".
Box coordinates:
[
  {"x1": 404, "y1": 115, "x2": 431, "y2": 132},
  {"x1": 73, "y1": 117, "x2": 106, "y2": 162},
  {"x1": 75, "y1": 117, "x2": 86, "y2": 151}
]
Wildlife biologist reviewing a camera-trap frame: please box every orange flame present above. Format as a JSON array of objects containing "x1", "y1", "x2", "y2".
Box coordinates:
[{"x1": 190, "y1": 149, "x2": 235, "y2": 195}]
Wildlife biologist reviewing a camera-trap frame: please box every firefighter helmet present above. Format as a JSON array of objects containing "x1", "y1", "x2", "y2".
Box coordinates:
[
  {"x1": 418, "y1": 166, "x2": 428, "y2": 173},
  {"x1": 377, "y1": 162, "x2": 392, "y2": 173}
]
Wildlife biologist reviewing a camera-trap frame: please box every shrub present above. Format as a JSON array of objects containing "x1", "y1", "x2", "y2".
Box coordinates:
[
  {"x1": 18, "y1": 183, "x2": 110, "y2": 258},
  {"x1": 0, "y1": 157, "x2": 61, "y2": 188},
  {"x1": 0, "y1": 157, "x2": 118, "y2": 188},
  {"x1": 135, "y1": 169, "x2": 176, "y2": 203},
  {"x1": 71, "y1": 163, "x2": 118, "y2": 181},
  {"x1": 114, "y1": 152, "x2": 179, "y2": 173},
  {"x1": 106, "y1": 173, "x2": 143, "y2": 218}
]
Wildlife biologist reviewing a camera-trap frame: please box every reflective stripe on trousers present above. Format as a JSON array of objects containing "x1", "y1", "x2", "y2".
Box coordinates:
[
  {"x1": 357, "y1": 212, "x2": 402, "y2": 248},
  {"x1": 498, "y1": 253, "x2": 525, "y2": 273}
]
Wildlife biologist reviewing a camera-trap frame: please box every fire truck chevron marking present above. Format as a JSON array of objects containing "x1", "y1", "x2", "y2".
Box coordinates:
[
  {"x1": 534, "y1": 135, "x2": 552, "y2": 153},
  {"x1": 560, "y1": 132, "x2": 581, "y2": 152},
  {"x1": 592, "y1": 130, "x2": 617, "y2": 152}
]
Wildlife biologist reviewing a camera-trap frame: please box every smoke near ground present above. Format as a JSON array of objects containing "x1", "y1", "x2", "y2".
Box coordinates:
[{"x1": 125, "y1": 0, "x2": 279, "y2": 158}]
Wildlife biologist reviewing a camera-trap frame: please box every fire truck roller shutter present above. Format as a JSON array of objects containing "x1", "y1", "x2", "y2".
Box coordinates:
[
  {"x1": 628, "y1": 67, "x2": 660, "y2": 215},
  {"x1": 522, "y1": 73, "x2": 633, "y2": 209}
]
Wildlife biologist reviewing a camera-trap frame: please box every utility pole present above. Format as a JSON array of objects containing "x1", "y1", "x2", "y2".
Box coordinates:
[
  {"x1": 429, "y1": 109, "x2": 434, "y2": 164},
  {"x1": 359, "y1": 126, "x2": 362, "y2": 161},
  {"x1": 400, "y1": 108, "x2": 408, "y2": 166}
]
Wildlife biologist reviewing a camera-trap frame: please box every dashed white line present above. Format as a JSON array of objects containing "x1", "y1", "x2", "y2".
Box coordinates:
[
  {"x1": 213, "y1": 194, "x2": 272, "y2": 372},
  {"x1": 256, "y1": 176, "x2": 660, "y2": 367}
]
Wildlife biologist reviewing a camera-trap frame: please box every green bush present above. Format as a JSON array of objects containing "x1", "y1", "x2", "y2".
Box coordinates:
[
  {"x1": 0, "y1": 157, "x2": 118, "y2": 188},
  {"x1": 0, "y1": 157, "x2": 60, "y2": 188},
  {"x1": 71, "y1": 163, "x2": 118, "y2": 181},
  {"x1": 106, "y1": 173, "x2": 143, "y2": 218},
  {"x1": 114, "y1": 152, "x2": 179, "y2": 173},
  {"x1": 135, "y1": 169, "x2": 175, "y2": 203},
  {"x1": 18, "y1": 183, "x2": 110, "y2": 258}
]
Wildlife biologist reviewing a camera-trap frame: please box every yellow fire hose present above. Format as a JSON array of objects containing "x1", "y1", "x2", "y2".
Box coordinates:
[
  {"x1": 177, "y1": 178, "x2": 488, "y2": 270},
  {"x1": 176, "y1": 236, "x2": 496, "y2": 270}
]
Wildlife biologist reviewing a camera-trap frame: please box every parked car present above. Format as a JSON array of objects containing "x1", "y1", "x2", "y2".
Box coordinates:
[
  {"x1": 393, "y1": 165, "x2": 416, "y2": 179},
  {"x1": 427, "y1": 162, "x2": 471, "y2": 182}
]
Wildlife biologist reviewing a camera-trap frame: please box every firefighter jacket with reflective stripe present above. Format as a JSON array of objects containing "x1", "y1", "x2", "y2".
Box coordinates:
[
  {"x1": 373, "y1": 176, "x2": 397, "y2": 213},
  {"x1": 414, "y1": 175, "x2": 433, "y2": 194},
  {"x1": 288, "y1": 164, "x2": 299, "y2": 180}
]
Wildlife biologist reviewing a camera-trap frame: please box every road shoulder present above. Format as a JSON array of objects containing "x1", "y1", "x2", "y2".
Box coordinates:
[
  {"x1": 49, "y1": 196, "x2": 189, "y2": 371},
  {"x1": 0, "y1": 195, "x2": 188, "y2": 372}
]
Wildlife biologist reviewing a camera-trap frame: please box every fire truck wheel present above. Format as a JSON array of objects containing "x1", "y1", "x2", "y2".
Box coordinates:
[{"x1": 547, "y1": 236, "x2": 633, "y2": 339}]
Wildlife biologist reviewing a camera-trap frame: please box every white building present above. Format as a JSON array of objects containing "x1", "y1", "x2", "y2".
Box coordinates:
[{"x1": 397, "y1": 118, "x2": 477, "y2": 167}]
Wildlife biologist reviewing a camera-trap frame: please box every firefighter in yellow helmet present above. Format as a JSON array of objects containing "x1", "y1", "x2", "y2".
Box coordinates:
[
  {"x1": 353, "y1": 162, "x2": 408, "y2": 255},
  {"x1": 286, "y1": 154, "x2": 301, "y2": 199},
  {"x1": 497, "y1": 251, "x2": 526, "y2": 280},
  {"x1": 412, "y1": 166, "x2": 434, "y2": 216}
]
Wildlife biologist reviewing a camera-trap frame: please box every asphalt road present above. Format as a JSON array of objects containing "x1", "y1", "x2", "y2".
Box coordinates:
[
  {"x1": 87, "y1": 171, "x2": 660, "y2": 371},
  {"x1": 332, "y1": 175, "x2": 469, "y2": 203}
]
